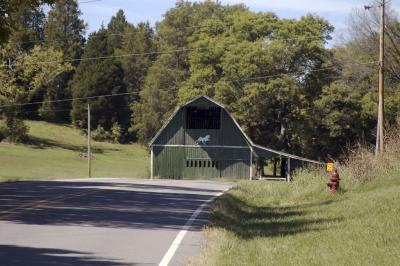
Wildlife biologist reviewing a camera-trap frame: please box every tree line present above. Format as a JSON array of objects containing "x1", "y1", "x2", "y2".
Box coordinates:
[{"x1": 0, "y1": 0, "x2": 399, "y2": 159}]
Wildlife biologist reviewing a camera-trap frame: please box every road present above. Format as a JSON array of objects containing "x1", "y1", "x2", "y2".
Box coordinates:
[{"x1": 0, "y1": 178, "x2": 231, "y2": 266}]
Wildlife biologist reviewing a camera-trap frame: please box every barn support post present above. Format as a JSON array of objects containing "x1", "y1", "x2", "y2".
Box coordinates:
[
  {"x1": 249, "y1": 147, "x2": 253, "y2": 180},
  {"x1": 150, "y1": 146, "x2": 154, "y2": 180},
  {"x1": 287, "y1": 158, "x2": 291, "y2": 182}
]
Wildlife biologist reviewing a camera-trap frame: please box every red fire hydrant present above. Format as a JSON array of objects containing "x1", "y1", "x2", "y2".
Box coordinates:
[{"x1": 327, "y1": 169, "x2": 340, "y2": 193}]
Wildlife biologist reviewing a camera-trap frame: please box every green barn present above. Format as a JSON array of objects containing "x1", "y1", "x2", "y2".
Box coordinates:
[{"x1": 149, "y1": 95, "x2": 322, "y2": 180}]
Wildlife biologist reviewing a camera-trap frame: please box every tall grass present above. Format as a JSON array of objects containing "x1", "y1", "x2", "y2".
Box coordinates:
[
  {"x1": 341, "y1": 124, "x2": 400, "y2": 182},
  {"x1": 188, "y1": 126, "x2": 400, "y2": 266}
]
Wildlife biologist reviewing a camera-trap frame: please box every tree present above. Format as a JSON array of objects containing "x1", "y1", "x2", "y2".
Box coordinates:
[
  {"x1": 70, "y1": 29, "x2": 129, "y2": 141},
  {"x1": 119, "y1": 22, "x2": 156, "y2": 100},
  {"x1": 0, "y1": 46, "x2": 72, "y2": 141},
  {"x1": 178, "y1": 10, "x2": 334, "y2": 156},
  {"x1": 0, "y1": 0, "x2": 54, "y2": 45},
  {"x1": 133, "y1": 0, "x2": 237, "y2": 144},
  {"x1": 42, "y1": 0, "x2": 86, "y2": 121},
  {"x1": 45, "y1": 0, "x2": 86, "y2": 62},
  {"x1": 107, "y1": 9, "x2": 128, "y2": 52},
  {"x1": 4, "y1": 4, "x2": 47, "y2": 53},
  {"x1": 314, "y1": 81, "x2": 370, "y2": 157},
  {"x1": 235, "y1": 77, "x2": 305, "y2": 152},
  {"x1": 132, "y1": 53, "x2": 185, "y2": 143},
  {"x1": 315, "y1": 3, "x2": 400, "y2": 157}
]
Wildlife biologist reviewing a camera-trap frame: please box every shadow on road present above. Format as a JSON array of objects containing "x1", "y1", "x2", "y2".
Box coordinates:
[
  {"x1": 0, "y1": 181, "x2": 220, "y2": 231},
  {"x1": 0, "y1": 245, "x2": 135, "y2": 266}
]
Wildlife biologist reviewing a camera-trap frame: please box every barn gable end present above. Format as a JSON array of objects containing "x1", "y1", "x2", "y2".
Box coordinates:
[
  {"x1": 150, "y1": 95, "x2": 252, "y2": 179},
  {"x1": 150, "y1": 95, "x2": 250, "y2": 147}
]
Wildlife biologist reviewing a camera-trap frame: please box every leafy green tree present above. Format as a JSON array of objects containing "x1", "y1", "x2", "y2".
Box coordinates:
[
  {"x1": 0, "y1": 0, "x2": 54, "y2": 45},
  {"x1": 45, "y1": 0, "x2": 86, "y2": 61},
  {"x1": 107, "y1": 9, "x2": 128, "y2": 52},
  {"x1": 5, "y1": 5, "x2": 47, "y2": 52},
  {"x1": 315, "y1": 4, "x2": 400, "y2": 157},
  {"x1": 178, "y1": 9, "x2": 333, "y2": 156},
  {"x1": 314, "y1": 81, "x2": 370, "y2": 157},
  {"x1": 0, "y1": 46, "x2": 71, "y2": 141},
  {"x1": 133, "y1": 0, "x2": 239, "y2": 144},
  {"x1": 70, "y1": 29, "x2": 129, "y2": 140},
  {"x1": 132, "y1": 53, "x2": 185, "y2": 143},
  {"x1": 42, "y1": 0, "x2": 86, "y2": 121},
  {"x1": 119, "y1": 22, "x2": 155, "y2": 100},
  {"x1": 235, "y1": 77, "x2": 305, "y2": 151}
]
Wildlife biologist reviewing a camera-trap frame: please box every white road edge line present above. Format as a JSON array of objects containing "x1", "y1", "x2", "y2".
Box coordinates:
[{"x1": 158, "y1": 189, "x2": 229, "y2": 266}]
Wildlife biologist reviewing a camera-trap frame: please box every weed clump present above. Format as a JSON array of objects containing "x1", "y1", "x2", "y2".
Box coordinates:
[{"x1": 342, "y1": 125, "x2": 400, "y2": 182}]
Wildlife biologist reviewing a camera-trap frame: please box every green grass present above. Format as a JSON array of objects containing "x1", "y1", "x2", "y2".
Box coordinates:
[
  {"x1": 0, "y1": 121, "x2": 149, "y2": 181},
  {"x1": 189, "y1": 167, "x2": 400, "y2": 265}
]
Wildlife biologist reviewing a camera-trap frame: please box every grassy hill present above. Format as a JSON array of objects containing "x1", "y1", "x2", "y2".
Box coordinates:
[
  {"x1": 0, "y1": 121, "x2": 149, "y2": 181},
  {"x1": 189, "y1": 130, "x2": 400, "y2": 265}
]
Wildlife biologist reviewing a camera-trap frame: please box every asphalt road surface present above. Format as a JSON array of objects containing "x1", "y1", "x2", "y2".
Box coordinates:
[{"x1": 0, "y1": 178, "x2": 232, "y2": 266}]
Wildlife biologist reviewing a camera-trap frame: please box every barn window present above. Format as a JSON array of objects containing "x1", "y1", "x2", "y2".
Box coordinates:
[{"x1": 186, "y1": 106, "x2": 221, "y2": 129}]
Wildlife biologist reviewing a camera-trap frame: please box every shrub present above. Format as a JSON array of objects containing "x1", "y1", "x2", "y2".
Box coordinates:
[
  {"x1": 111, "y1": 122, "x2": 122, "y2": 143},
  {"x1": 342, "y1": 124, "x2": 400, "y2": 182},
  {"x1": 91, "y1": 125, "x2": 111, "y2": 142},
  {"x1": 0, "y1": 118, "x2": 29, "y2": 143}
]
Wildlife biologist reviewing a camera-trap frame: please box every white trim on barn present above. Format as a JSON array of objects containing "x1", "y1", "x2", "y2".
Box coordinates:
[
  {"x1": 252, "y1": 144, "x2": 324, "y2": 165},
  {"x1": 150, "y1": 146, "x2": 154, "y2": 180},
  {"x1": 151, "y1": 144, "x2": 250, "y2": 149}
]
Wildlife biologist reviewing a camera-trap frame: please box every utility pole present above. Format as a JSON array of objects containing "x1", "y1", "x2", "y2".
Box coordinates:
[
  {"x1": 88, "y1": 103, "x2": 91, "y2": 178},
  {"x1": 377, "y1": 0, "x2": 385, "y2": 155}
]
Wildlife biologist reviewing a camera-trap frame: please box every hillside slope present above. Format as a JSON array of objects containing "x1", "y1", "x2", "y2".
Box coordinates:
[{"x1": 0, "y1": 121, "x2": 149, "y2": 181}]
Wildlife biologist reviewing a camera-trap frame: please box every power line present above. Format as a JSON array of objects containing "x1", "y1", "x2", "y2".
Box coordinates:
[
  {"x1": 0, "y1": 47, "x2": 209, "y2": 68},
  {"x1": 18, "y1": 32, "x2": 326, "y2": 47},
  {"x1": 0, "y1": 91, "x2": 137, "y2": 108},
  {"x1": 1, "y1": 33, "x2": 334, "y2": 68},
  {"x1": 0, "y1": 60, "x2": 378, "y2": 110}
]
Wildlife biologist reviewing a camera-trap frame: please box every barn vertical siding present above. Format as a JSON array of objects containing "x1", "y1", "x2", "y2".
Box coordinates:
[
  {"x1": 153, "y1": 146, "x2": 251, "y2": 179},
  {"x1": 153, "y1": 146, "x2": 185, "y2": 179},
  {"x1": 152, "y1": 109, "x2": 186, "y2": 145},
  {"x1": 151, "y1": 96, "x2": 253, "y2": 180},
  {"x1": 221, "y1": 110, "x2": 248, "y2": 146}
]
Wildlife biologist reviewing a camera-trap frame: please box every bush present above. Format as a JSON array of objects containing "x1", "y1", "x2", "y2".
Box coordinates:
[
  {"x1": 91, "y1": 123, "x2": 124, "y2": 143},
  {"x1": 0, "y1": 118, "x2": 29, "y2": 143},
  {"x1": 91, "y1": 125, "x2": 111, "y2": 142},
  {"x1": 342, "y1": 124, "x2": 400, "y2": 182},
  {"x1": 111, "y1": 122, "x2": 122, "y2": 143}
]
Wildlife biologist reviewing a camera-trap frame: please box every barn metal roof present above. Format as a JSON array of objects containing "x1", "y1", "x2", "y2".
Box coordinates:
[{"x1": 251, "y1": 145, "x2": 324, "y2": 165}]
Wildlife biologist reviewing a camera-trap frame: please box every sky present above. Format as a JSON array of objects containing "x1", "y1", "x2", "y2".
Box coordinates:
[{"x1": 78, "y1": 0, "x2": 400, "y2": 45}]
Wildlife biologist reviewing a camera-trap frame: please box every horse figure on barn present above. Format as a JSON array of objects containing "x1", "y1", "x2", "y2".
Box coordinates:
[{"x1": 196, "y1": 135, "x2": 211, "y2": 145}]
